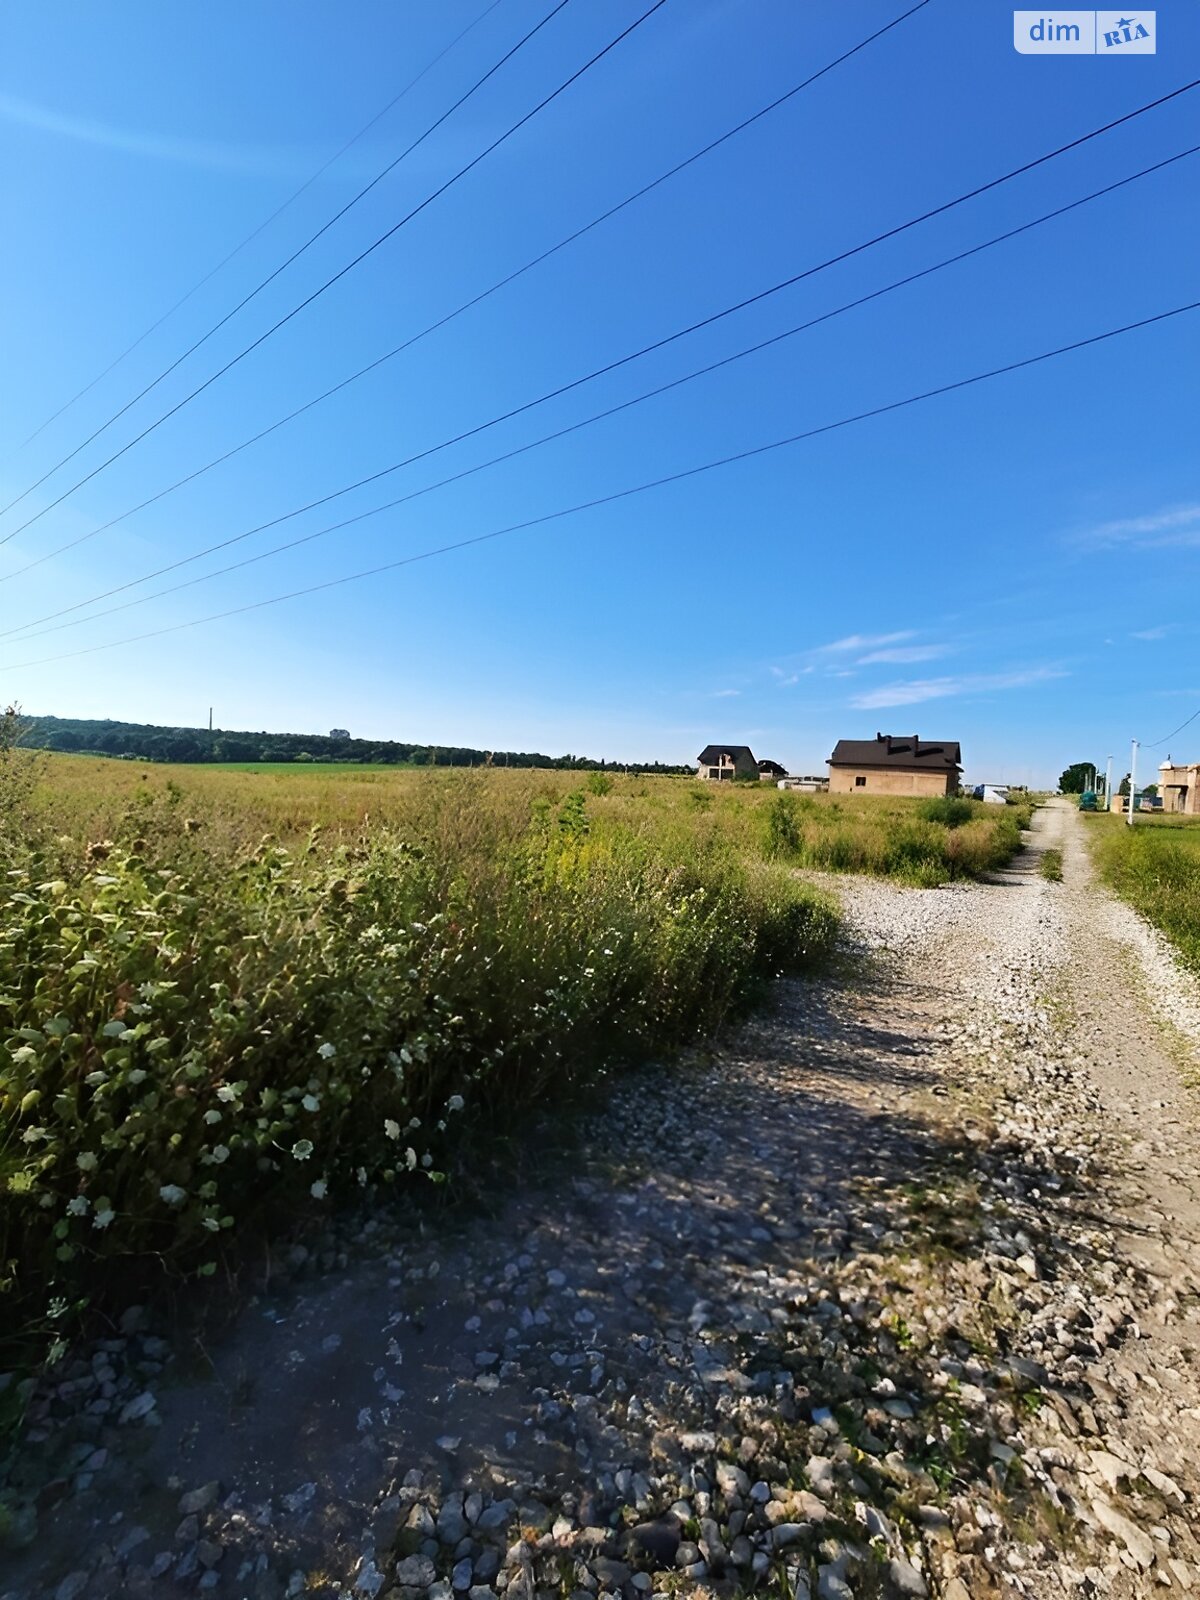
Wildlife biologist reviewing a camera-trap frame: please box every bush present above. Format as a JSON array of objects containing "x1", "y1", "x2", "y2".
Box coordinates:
[
  {"x1": 917, "y1": 796, "x2": 976, "y2": 828},
  {"x1": 763, "y1": 792, "x2": 804, "y2": 859}
]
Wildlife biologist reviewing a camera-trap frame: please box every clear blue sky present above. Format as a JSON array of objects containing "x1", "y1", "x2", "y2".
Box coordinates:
[{"x1": 1, "y1": 0, "x2": 1197, "y2": 784}]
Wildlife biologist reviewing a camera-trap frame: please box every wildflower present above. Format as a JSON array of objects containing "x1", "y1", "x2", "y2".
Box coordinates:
[
  {"x1": 93, "y1": 1205, "x2": 116, "y2": 1230},
  {"x1": 216, "y1": 1085, "x2": 237, "y2": 1103},
  {"x1": 76, "y1": 1152, "x2": 98, "y2": 1172},
  {"x1": 317, "y1": 1042, "x2": 336, "y2": 1060},
  {"x1": 159, "y1": 1184, "x2": 187, "y2": 1206},
  {"x1": 11, "y1": 1044, "x2": 36, "y2": 1065},
  {"x1": 291, "y1": 1139, "x2": 314, "y2": 1161},
  {"x1": 404, "y1": 1147, "x2": 418, "y2": 1171},
  {"x1": 67, "y1": 1195, "x2": 90, "y2": 1216},
  {"x1": 210, "y1": 1144, "x2": 230, "y2": 1164},
  {"x1": 203, "y1": 1217, "x2": 220, "y2": 1232},
  {"x1": 22, "y1": 1126, "x2": 48, "y2": 1144},
  {"x1": 302, "y1": 1094, "x2": 320, "y2": 1113},
  {"x1": 383, "y1": 1119, "x2": 400, "y2": 1141},
  {"x1": 447, "y1": 1094, "x2": 464, "y2": 1113},
  {"x1": 310, "y1": 1179, "x2": 327, "y2": 1200},
  {"x1": 204, "y1": 1110, "x2": 222, "y2": 1125}
]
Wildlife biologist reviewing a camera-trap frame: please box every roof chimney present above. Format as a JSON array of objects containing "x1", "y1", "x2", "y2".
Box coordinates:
[{"x1": 912, "y1": 735, "x2": 919, "y2": 756}]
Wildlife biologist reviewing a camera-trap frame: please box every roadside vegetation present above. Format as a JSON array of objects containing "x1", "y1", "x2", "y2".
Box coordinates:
[
  {"x1": 1039, "y1": 848, "x2": 1064, "y2": 882},
  {"x1": 1090, "y1": 813, "x2": 1200, "y2": 974},
  {"x1": 1, "y1": 743, "x2": 1031, "y2": 1361}
]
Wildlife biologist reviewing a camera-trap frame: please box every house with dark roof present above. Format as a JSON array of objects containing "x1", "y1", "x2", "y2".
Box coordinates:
[
  {"x1": 828, "y1": 733, "x2": 962, "y2": 797},
  {"x1": 696, "y1": 744, "x2": 758, "y2": 781},
  {"x1": 757, "y1": 758, "x2": 788, "y2": 781}
]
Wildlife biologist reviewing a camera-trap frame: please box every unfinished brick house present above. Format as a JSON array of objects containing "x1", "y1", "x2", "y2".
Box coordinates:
[
  {"x1": 1158, "y1": 758, "x2": 1200, "y2": 814},
  {"x1": 828, "y1": 733, "x2": 962, "y2": 796}
]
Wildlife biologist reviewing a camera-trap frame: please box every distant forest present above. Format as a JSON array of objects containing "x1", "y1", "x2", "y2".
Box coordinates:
[{"x1": 24, "y1": 715, "x2": 693, "y2": 775}]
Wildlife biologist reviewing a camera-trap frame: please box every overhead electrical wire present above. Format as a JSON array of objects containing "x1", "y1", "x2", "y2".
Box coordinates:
[
  {"x1": 4, "y1": 0, "x2": 508, "y2": 460},
  {"x1": 0, "y1": 0, "x2": 936, "y2": 583},
  {"x1": 1141, "y1": 706, "x2": 1200, "y2": 750},
  {"x1": 4, "y1": 299, "x2": 1196, "y2": 674},
  {"x1": 0, "y1": 0, "x2": 672, "y2": 540},
  {"x1": 6, "y1": 143, "x2": 1194, "y2": 648},
  {"x1": 6, "y1": 85, "x2": 1194, "y2": 626}
]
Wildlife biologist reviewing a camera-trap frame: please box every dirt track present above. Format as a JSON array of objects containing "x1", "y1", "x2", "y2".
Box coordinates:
[{"x1": 9, "y1": 800, "x2": 1200, "y2": 1600}]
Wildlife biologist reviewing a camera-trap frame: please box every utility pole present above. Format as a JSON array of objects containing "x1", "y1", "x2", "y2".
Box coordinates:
[
  {"x1": 1104, "y1": 753, "x2": 1113, "y2": 811},
  {"x1": 1127, "y1": 738, "x2": 1138, "y2": 826}
]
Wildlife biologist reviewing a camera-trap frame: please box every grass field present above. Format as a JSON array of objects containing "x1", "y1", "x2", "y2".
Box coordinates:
[
  {"x1": 1088, "y1": 810, "x2": 1200, "y2": 974},
  {"x1": 0, "y1": 744, "x2": 1031, "y2": 1361}
]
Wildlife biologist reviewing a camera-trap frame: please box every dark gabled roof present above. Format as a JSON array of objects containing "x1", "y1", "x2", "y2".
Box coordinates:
[
  {"x1": 757, "y1": 758, "x2": 787, "y2": 774},
  {"x1": 697, "y1": 744, "x2": 755, "y2": 765},
  {"x1": 829, "y1": 733, "x2": 962, "y2": 771}
]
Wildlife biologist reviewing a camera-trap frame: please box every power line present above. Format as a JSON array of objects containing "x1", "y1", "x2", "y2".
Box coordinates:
[
  {"x1": 8, "y1": 143, "x2": 1193, "y2": 647},
  {"x1": 3, "y1": 0, "x2": 508, "y2": 462},
  {"x1": 0, "y1": 0, "x2": 671, "y2": 541},
  {"x1": 4, "y1": 298, "x2": 1195, "y2": 673},
  {"x1": 1141, "y1": 705, "x2": 1200, "y2": 750},
  {"x1": 0, "y1": 0, "x2": 935, "y2": 583}
]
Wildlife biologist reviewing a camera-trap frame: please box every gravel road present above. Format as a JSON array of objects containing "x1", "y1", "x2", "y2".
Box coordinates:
[{"x1": 8, "y1": 800, "x2": 1200, "y2": 1600}]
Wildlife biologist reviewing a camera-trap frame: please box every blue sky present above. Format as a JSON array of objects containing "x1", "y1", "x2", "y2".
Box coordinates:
[{"x1": 1, "y1": 0, "x2": 1197, "y2": 785}]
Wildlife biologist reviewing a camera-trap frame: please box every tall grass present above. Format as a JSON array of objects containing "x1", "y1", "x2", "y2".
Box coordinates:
[
  {"x1": 1090, "y1": 815, "x2": 1200, "y2": 973},
  {"x1": 1, "y1": 766, "x2": 836, "y2": 1359}
]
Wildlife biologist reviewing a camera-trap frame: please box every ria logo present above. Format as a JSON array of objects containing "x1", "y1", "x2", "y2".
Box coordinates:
[{"x1": 1013, "y1": 10, "x2": 1156, "y2": 53}]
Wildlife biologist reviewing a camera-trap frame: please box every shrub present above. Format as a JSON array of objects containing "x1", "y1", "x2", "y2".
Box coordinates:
[
  {"x1": 763, "y1": 792, "x2": 804, "y2": 859},
  {"x1": 917, "y1": 796, "x2": 976, "y2": 829}
]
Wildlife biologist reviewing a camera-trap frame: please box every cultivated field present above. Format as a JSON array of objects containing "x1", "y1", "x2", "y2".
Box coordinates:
[{"x1": 1, "y1": 747, "x2": 1030, "y2": 1361}]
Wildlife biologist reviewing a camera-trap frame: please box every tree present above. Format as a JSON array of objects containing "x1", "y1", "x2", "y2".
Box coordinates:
[
  {"x1": 1059, "y1": 763, "x2": 1093, "y2": 794},
  {"x1": 1119, "y1": 774, "x2": 1131, "y2": 796}
]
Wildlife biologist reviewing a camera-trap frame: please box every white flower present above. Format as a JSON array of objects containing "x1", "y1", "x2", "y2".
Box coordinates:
[
  {"x1": 204, "y1": 1109, "x2": 222, "y2": 1125},
  {"x1": 447, "y1": 1094, "x2": 464, "y2": 1113},
  {"x1": 317, "y1": 1042, "x2": 336, "y2": 1060},
  {"x1": 210, "y1": 1144, "x2": 230, "y2": 1164},
  {"x1": 203, "y1": 1216, "x2": 220, "y2": 1232},
  {"x1": 302, "y1": 1094, "x2": 320, "y2": 1113},
  {"x1": 93, "y1": 1206, "x2": 115, "y2": 1230},
  {"x1": 67, "y1": 1195, "x2": 90, "y2": 1216},
  {"x1": 291, "y1": 1139, "x2": 314, "y2": 1161},
  {"x1": 383, "y1": 1119, "x2": 400, "y2": 1141},
  {"x1": 159, "y1": 1184, "x2": 187, "y2": 1207},
  {"x1": 404, "y1": 1147, "x2": 417, "y2": 1171},
  {"x1": 76, "y1": 1152, "x2": 98, "y2": 1172},
  {"x1": 216, "y1": 1085, "x2": 237, "y2": 1103},
  {"x1": 22, "y1": 1126, "x2": 48, "y2": 1144},
  {"x1": 310, "y1": 1179, "x2": 327, "y2": 1199}
]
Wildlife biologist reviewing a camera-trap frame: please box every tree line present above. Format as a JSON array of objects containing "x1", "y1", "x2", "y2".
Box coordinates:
[{"x1": 24, "y1": 715, "x2": 693, "y2": 775}]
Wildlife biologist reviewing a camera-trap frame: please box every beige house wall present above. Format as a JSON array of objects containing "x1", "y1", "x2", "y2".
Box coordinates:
[
  {"x1": 828, "y1": 765, "x2": 955, "y2": 797},
  {"x1": 1158, "y1": 762, "x2": 1200, "y2": 815}
]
